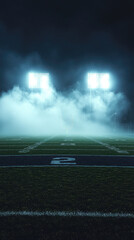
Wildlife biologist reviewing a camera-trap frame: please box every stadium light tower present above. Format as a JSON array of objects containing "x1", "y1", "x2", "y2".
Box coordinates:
[
  {"x1": 87, "y1": 72, "x2": 110, "y2": 112},
  {"x1": 28, "y1": 72, "x2": 50, "y2": 90},
  {"x1": 87, "y1": 73, "x2": 110, "y2": 90}
]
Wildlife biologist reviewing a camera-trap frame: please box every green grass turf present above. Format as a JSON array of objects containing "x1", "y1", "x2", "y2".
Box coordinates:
[
  {"x1": 0, "y1": 136, "x2": 134, "y2": 155},
  {"x1": 0, "y1": 167, "x2": 134, "y2": 213},
  {"x1": 0, "y1": 216, "x2": 134, "y2": 240}
]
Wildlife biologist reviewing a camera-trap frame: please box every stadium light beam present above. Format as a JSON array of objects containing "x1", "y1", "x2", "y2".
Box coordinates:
[{"x1": 28, "y1": 73, "x2": 38, "y2": 88}]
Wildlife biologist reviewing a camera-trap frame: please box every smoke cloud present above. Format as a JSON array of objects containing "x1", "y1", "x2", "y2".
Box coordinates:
[{"x1": 0, "y1": 85, "x2": 129, "y2": 137}]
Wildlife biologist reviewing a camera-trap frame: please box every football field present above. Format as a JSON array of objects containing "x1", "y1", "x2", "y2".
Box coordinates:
[
  {"x1": 0, "y1": 135, "x2": 134, "y2": 239},
  {"x1": 0, "y1": 135, "x2": 134, "y2": 155}
]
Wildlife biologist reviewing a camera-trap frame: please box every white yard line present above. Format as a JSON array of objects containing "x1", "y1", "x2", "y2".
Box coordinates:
[
  {"x1": 61, "y1": 143, "x2": 76, "y2": 146},
  {"x1": 19, "y1": 137, "x2": 55, "y2": 153},
  {"x1": 0, "y1": 148, "x2": 27, "y2": 150},
  {"x1": 0, "y1": 145, "x2": 28, "y2": 146},
  {"x1": 26, "y1": 148, "x2": 107, "y2": 151},
  {"x1": 0, "y1": 210, "x2": 134, "y2": 218},
  {"x1": 63, "y1": 139, "x2": 73, "y2": 141},
  {"x1": 116, "y1": 145, "x2": 134, "y2": 147},
  {"x1": 88, "y1": 138, "x2": 129, "y2": 154},
  {"x1": 10, "y1": 138, "x2": 23, "y2": 141}
]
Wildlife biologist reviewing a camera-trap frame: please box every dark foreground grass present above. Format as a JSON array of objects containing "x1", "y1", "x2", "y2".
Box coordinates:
[
  {"x1": 0, "y1": 167, "x2": 134, "y2": 240},
  {"x1": 0, "y1": 216, "x2": 134, "y2": 240},
  {"x1": 0, "y1": 167, "x2": 134, "y2": 212}
]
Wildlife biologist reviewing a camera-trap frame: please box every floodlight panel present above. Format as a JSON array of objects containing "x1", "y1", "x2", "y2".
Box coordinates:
[
  {"x1": 40, "y1": 74, "x2": 49, "y2": 89},
  {"x1": 28, "y1": 73, "x2": 38, "y2": 88},
  {"x1": 88, "y1": 73, "x2": 99, "y2": 89},
  {"x1": 100, "y1": 73, "x2": 110, "y2": 89},
  {"x1": 28, "y1": 72, "x2": 50, "y2": 89}
]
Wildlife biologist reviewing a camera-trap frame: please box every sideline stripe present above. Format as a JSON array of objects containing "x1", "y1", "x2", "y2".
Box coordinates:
[
  {"x1": 88, "y1": 138, "x2": 129, "y2": 154},
  {"x1": 26, "y1": 148, "x2": 107, "y2": 151},
  {"x1": 1, "y1": 154, "x2": 134, "y2": 157},
  {"x1": 0, "y1": 211, "x2": 134, "y2": 218},
  {"x1": 0, "y1": 165, "x2": 134, "y2": 168}
]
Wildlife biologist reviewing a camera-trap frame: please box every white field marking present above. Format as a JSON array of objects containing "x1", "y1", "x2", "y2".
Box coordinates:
[
  {"x1": 76, "y1": 144, "x2": 104, "y2": 146},
  {"x1": 30, "y1": 148, "x2": 107, "y2": 151},
  {"x1": 88, "y1": 138, "x2": 129, "y2": 154},
  {"x1": 1, "y1": 154, "x2": 134, "y2": 157},
  {"x1": 0, "y1": 145, "x2": 28, "y2": 146},
  {"x1": 105, "y1": 138, "x2": 126, "y2": 141},
  {"x1": 51, "y1": 157, "x2": 76, "y2": 165},
  {"x1": 0, "y1": 211, "x2": 134, "y2": 218},
  {"x1": 42, "y1": 142, "x2": 64, "y2": 144},
  {"x1": 53, "y1": 142, "x2": 70, "y2": 144},
  {"x1": 63, "y1": 139, "x2": 73, "y2": 141},
  {"x1": 19, "y1": 137, "x2": 55, "y2": 153},
  {"x1": 0, "y1": 142, "x2": 27, "y2": 144},
  {"x1": 39, "y1": 144, "x2": 102, "y2": 147},
  {"x1": 0, "y1": 149, "x2": 23, "y2": 151},
  {"x1": 11, "y1": 138, "x2": 22, "y2": 141},
  {"x1": 116, "y1": 145, "x2": 134, "y2": 147},
  {"x1": 60, "y1": 143, "x2": 76, "y2": 146},
  {"x1": 0, "y1": 145, "x2": 28, "y2": 148},
  {"x1": 0, "y1": 165, "x2": 134, "y2": 168}
]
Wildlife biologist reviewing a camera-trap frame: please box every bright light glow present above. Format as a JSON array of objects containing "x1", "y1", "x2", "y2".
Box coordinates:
[
  {"x1": 87, "y1": 73, "x2": 110, "y2": 89},
  {"x1": 40, "y1": 74, "x2": 49, "y2": 89},
  {"x1": 100, "y1": 73, "x2": 110, "y2": 89},
  {"x1": 28, "y1": 72, "x2": 50, "y2": 89},
  {"x1": 88, "y1": 73, "x2": 99, "y2": 89},
  {"x1": 28, "y1": 73, "x2": 38, "y2": 88}
]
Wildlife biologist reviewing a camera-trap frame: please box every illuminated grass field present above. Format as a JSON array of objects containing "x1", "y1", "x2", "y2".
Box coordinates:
[
  {"x1": 0, "y1": 135, "x2": 134, "y2": 155},
  {"x1": 0, "y1": 135, "x2": 134, "y2": 239}
]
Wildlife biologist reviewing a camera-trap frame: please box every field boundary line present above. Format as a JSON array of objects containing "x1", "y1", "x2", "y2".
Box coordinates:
[
  {"x1": 0, "y1": 153, "x2": 134, "y2": 158},
  {"x1": 20, "y1": 148, "x2": 108, "y2": 151},
  {"x1": 0, "y1": 165, "x2": 134, "y2": 168},
  {"x1": 1, "y1": 154, "x2": 134, "y2": 157},
  {"x1": 87, "y1": 138, "x2": 129, "y2": 154},
  {"x1": 18, "y1": 136, "x2": 55, "y2": 153},
  {"x1": 0, "y1": 211, "x2": 134, "y2": 218}
]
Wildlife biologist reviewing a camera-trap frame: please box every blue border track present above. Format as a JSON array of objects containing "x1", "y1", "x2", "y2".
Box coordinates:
[{"x1": 0, "y1": 155, "x2": 134, "y2": 167}]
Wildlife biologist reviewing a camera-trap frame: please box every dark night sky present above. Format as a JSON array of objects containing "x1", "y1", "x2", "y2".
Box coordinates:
[{"x1": 0, "y1": 0, "x2": 134, "y2": 101}]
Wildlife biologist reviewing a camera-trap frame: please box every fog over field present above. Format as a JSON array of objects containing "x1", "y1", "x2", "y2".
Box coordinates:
[{"x1": 0, "y1": 85, "x2": 129, "y2": 136}]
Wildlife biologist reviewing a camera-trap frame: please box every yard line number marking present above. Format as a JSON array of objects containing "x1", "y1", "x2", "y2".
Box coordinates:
[{"x1": 51, "y1": 157, "x2": 76, "y2": 165}]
